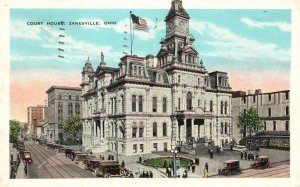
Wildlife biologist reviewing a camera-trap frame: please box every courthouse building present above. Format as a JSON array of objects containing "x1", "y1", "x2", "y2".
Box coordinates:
[
  {"x1": 45, "y1": 85, "x2": 82, "y2": 142},
  {"x1": 232, "y1": 89, "x2": 290, "y2": 142},
  {"x1": 81, "y1": 0, "x2": 234, "y2": 155}
]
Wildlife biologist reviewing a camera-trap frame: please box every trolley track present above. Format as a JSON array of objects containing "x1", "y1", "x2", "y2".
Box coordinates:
[{"x1": 25, "y1": 141, "x2": 95, "y2": 178}]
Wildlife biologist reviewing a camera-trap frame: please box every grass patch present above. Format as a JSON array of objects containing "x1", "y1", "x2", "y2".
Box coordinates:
[{"x1": 144, "y1": 157, "x2": 193, "y2": 168}]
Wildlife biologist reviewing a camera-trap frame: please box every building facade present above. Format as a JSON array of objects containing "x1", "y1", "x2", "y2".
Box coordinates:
[
  {"x1": 46, "y1": 86, "x2": 82, "y2": 142},
  {"x1": 27, "y1": 105, "x2": 46, "y2": 137},
  {"x1": 232, "y1": 89, "x2": 290, "y2": 141},
  {"x1": 81, "y1": 0, "x2": 234, "y2": 156}
]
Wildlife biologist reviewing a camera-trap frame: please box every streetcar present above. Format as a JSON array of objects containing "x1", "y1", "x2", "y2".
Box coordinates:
[
  {"x1": 250, "y1": 156, "x2": 270, "y2": 169},
  {"x1": 218, "y1": 160, "x2": 241, "y2": 176}
]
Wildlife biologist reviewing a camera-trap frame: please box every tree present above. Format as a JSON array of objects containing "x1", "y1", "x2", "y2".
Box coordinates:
[
  {"x1": 237, "y1": 107, "x2": 264, "y2": 148},
  {"x1": 63, "y1": 116, "x2": 83, "y2": 142},
  {"x1": 10, "y1": 120, "x2": 21, "y2": 143}
]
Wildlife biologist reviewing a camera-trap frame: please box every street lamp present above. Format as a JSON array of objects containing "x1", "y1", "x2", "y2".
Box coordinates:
[
  {"x1": 77, "y1": 138, "x2": 80, "y2": 150},
  {"x1": 171, "y1": 148, "x2": 178, "y2": 177}
]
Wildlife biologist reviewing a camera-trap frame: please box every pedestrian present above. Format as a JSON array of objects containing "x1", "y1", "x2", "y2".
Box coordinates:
[
  {"x1": 210, "y1": 150, "x2": 213, "y2": 159},
  {"x1": 244, "y1": 152, "x2": 247, "y2": 160},
  {"x1": 240, "y1": 151, "x2": 243, "y2": 160},
  {"x1": 142, "y1": 171, "x2": 146, "y2": 178},
  {"x1": 255, "y1": 153, "x2": 259, "y2": 160},
  {"x1": 139, "y1": 155, "x2": 142, "y2": 163},
  {"x1": 205, "y1": 162, "x2": 208, "y2": 172},
  {"x1": 146, "y1": 171, "x2": 149, "y2": 178},
  {"x1": 149, "y1": 171, "x2": 153, "y2": 178},
  {"x1": 247, "y1": 153, "x2": 251, "y2": 160},
  {"x1": 208, "y1": 148, "x2": 211, "y2": 154},
  {"x1": 121, "y1": 160, "x2": 125, "y2": 168},
  {"x1": 111, "y1": 155, "x2": 114, "y2": 160}
]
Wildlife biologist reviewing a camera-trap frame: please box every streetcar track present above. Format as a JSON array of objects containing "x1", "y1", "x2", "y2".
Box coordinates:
[
  {"x1": 238, "y1": 165, "x2": 289, "y2": 178},
  {"x1": 26, "y1": 141, "x2": 95, "y2": 178}
]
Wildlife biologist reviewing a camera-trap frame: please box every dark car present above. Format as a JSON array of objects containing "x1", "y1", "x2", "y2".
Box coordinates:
[
  {"x1": 95, "y1": 160, "x2": 122, "y2": 178},
  {"x1": 250, "y1": 156, "x2": 270, "y2": 169},
  {"x1": 83, "y1": 156, "x2": 97, "y2": 170},
  {"x1": 218, "y1": 160, "x2": 241, "y2": 176},
  {"x1": 22, "y1": 151, "x2": 33, "y2": 164}
]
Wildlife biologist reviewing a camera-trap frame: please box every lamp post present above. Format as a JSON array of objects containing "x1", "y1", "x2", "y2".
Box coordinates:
[
  {"x1": 77, "y1": 138, "x2": 80, "y2": 150},
  {"x1": 171, "y1": 149, "x2": 178, "y2": 177}
]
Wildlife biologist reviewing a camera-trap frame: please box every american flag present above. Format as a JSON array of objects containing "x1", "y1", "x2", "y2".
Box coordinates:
[{"x1": 131, "y1": 13, "x2": 149, "y2": 32}]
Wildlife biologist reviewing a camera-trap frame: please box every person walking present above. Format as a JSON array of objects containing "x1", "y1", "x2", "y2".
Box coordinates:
[
  {"x1": 244, "y1": 152, "x2": 247, "y2": 160},
  {"x1": 240, "y1": 151, "x2": 243, "y2": 160},
  {"x1": 205, "y1": 163, "x2": 208, "y2": 172}
]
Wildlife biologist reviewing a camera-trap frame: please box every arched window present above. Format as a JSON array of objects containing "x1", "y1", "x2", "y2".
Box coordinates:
[
  {"x1": 221, "y1": 122, "x2": 224, "y2": 134},
  {"x1": 121, "y1": 95, "x2": 124, "y2": 113},
  {"x1": 225, "y1": 123, "x2": 228, "y2": 134},
  {"x1": 186, "y1": 92, "x2": 192, "y2": 110},
  {"x1": 163, "y1": 97, "x2": 167, "y2": 113},
  {"x1": 152, "y1": 97, "x2": 157, "y2": 112},
  {"x1": 153, "y1": 123, "x2": 157, "y2": 137},
  {"x1": 132, "y1": 123, "x2": 137, "y2": 138},
  {"x1": 220, "y1": 101, "x2": 224, "y2": 114},
  {"x1": 163, "y1": 123, "x2": 167, "y2": 136},
  {"x1": 138, "y1": 96, "x2": 143, "y2": 112},
  {"x1": 132, "y1": 95, "x2": 136, "y2": 112}
]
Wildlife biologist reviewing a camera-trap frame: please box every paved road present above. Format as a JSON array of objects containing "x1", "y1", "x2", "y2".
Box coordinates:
[{"x1": 24, "y1": 141, "x2": 95, "y2": 178}]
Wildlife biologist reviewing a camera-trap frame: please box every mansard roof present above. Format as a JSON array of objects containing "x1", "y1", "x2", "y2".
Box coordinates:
[
  {"x1": 147, "y1": 68, "x2": 169, "y2": 84},
  {"x1": 94, "y1": 66, "x2": 118, "y2": 76},
  {"x1": 165, "y1": 0, "x2": 190, "y2": 21}
]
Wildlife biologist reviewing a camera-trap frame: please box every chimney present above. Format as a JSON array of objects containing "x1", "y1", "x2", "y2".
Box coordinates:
[{"x1": 255, "y1": 89, "x2": 262, "y2": 95}]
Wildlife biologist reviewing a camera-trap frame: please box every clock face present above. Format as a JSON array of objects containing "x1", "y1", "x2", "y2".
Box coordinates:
[
  {"x1": 179, "y1": 20, "x2": 186, "y2": 31},
  {"x1": 168, "y1": 21, "x2": 174, "y2": 31}
]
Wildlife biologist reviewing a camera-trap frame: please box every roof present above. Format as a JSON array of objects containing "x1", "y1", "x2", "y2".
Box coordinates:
[
  {"x1": 147, "y1": 69, "x2": 169, "y2": 84},
  {"x1": 165, "y1": 0, "x2": 190, "y2": 21},
  {"x1": 46, "y1": 85, "x2": 82, "y2": 93}
]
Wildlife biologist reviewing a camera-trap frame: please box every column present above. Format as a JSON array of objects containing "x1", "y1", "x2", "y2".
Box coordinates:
[
  {"x1": 192, "y1": 118, "x2": 196, "y2": 138},
  {"x1": 183, "y1": 119, "x2": 186, "y2": 141}
]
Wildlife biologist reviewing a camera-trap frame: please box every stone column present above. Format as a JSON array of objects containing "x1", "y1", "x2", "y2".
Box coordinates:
[{"x1": 183, "y1": 119, "x2": 186, "y2": 141}]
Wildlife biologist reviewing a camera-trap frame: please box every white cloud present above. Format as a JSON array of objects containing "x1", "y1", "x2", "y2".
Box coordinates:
[
  {"x1": 11, "y1": 19, "x2": 41, "y2": 40},
  {"x1": 190, "y1": 20, "x2": 290, "y2": 63},
  {"x1": 241, "y1": 17, "x2": 291, "y2": 32}
]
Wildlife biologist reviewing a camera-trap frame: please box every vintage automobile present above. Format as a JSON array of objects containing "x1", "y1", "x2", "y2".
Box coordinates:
[
  {"x1": 95, "y1": 160, "x2": 122, "y2": 178},
  {"x1": 250, "y1": 156, "x2": 270, "y2": 169},
  {"x1": 83, "y1": 156, "x2": 97, "y2": 170},
  {"x1": 74, "y1": 153, "x2": 88, "y2": 165},
  {"x1": 89, "y1": 159, "x2": 102, "y2": 172},
  {"x1": 218, "y1": 160, "x2": 241, "y2": 176},
  {"x1": 65, "y1": 148, "x2": 73, "y2": 158},
  {"x1": 71, "y1": 150, "x2": 83, "y2": 161},
  {"x1": 22, "y1": 151, "x2": 33, "y2": 164}
]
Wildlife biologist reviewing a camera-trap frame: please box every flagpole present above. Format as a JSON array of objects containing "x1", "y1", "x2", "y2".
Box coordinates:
[{"x1": 129, "y1": 11, "x2": 133, "y2": 56}]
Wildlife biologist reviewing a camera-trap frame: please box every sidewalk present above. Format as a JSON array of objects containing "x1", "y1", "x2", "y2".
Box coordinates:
[{"x1": 9, "y1": 143, "x2": 28, "y2": 179}]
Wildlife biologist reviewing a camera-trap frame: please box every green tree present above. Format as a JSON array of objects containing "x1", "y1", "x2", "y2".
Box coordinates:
[
  {"x1": 10, "y1": 120, "x2": 21, "y2": 143},
  {"x1": 63, "y1": 116, "x2": 83, "y2": 142},
  {"x1": 237, "y1": 107, "x2": 264, "y2": 147}
]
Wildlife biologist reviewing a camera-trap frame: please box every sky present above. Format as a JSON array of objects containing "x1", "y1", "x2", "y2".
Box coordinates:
[{"x1": 10, "y1": 8, "x2": 291, "y2": 122}]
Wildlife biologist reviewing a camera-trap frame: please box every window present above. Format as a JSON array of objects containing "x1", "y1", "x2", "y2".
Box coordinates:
[
  {"x1": 153, "y1": 123, "x2": 157, "y2": 137},
  {"x1": 121, "y1": 95, "x2": 124, "y2": 113},
  {"x1": 138, "y1": 67, "x2": 141, "y2": 76},
  {"x1": 59, "y1": 94, "x2": 62, "y2": 99},
  {"x1": 198, "y1": 100, "x2": 200, "y2": 107},
  {"x1": 134, "y1": 66, "x2": 137, "y2": 75},
  {"x1": 158, "y1": 74, "x2": 161, "y2": 82},
  {"x1": 163, "y1": 97, "x2": 167, "y2": 113},
  {"x1": 253, "y1": 95, "x2": 256, "y2": 103},
  {"x1": 152, "y1": 97, "x2": 157, "y2": 112},
  {"x1": 220, "y1": 122, "x2": 224, "y2": 134},
  {"x1": 133, "y1": 144, "x2": 137, "y2": 153},
  {"x1": 268, "y1": 94, "x2": 271, "y2": 101},
  {"x1": 268, "y1": 108, "x2": 272, "y2": 117},
  {"x1": 220, "y1": 101, "x2": 224, "y2": 114},
  {"x1": 225, "y1": 102, "x2": 228, "y2": 115},
  {"x1": 186, "y1": 92, "x2": 192, "y2": 110},
  {"x1": 273, "y1": 121, "x2": 276, "y2": 131},
  {"x1": 178, "y1": 98, "x2": 181, "y2": 110},
  {"x1": 209, "y1": 123, "x2": 212, "y2": 135},
  {"x1": 101, "y1": 93, "x2": 105, "y2": 110},
  {"x1": 132, "y1": 127, "x2": 137, "y2": 138},
  {"x1": 138, "y1": 96, "x2": 143, "y2": 112},
  {"x1": 264, "y1": 121, "x2": 266, "y2": 130},
  {"x1": 178, "y1": 75, "x2": 181, "y2": 83},
  {"x1": 198, "y1": 78, "x2": 200, "y2": 85},
  {"x1": 132, "y1": 95, "x2": 136, "y2": 112},
  {"x1": 153, "y1": 143, "x2": 158, "y2": 151},
  {"x1": 114, "y1": 98, "x2": 117, "y2": 114},
  {"x1": 242, "y1": 97, "x2": 246, "y2": 104},
  {"x1": 69, "y1": 95, "x2": 72, "y2": 100},
  {"x1": 285, "y1": 92, "x2": 289, "y2": 100},
  {"x1": 225, "y1": 123, "x2": 228, "y2": 134},
  {"x1": 163, "y1": 123, "x2": 167, "y2": 136},
  {"x1": 210, "y1": 101, "x2": 213, "y2": 112},
  {"x1": 76, "y1": 95, "x2": 79, "y2": 100},
  {"x1": 139, "y1": 127, "x2": 144, "y2": 137},
  {"x1": 111, "y1": 98, "x2": 114, "y2": 114},
  {"x1": 75, "y1": 103, "x2": 80, "y2": 115},
  {"x1": 285, "y1": 121, "x2": 289, "y2": 131},
  {"x1": 286, "y1": 106, "x2": 289, "y2": 116},
  {"x1": 164, "y1": 142, "x2": 168, "y2": 151},
  {"x1": 140, "y1": 144, "x2": 144, "y2": 153}
]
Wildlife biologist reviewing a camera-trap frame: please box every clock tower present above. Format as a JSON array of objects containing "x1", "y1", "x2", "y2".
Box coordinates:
[{"x1": 157, "y1": 0, "x2": 202, "y2": 68}]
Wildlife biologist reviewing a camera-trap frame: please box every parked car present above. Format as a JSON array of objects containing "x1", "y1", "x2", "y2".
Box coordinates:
[
  {"x1": 250, "y1": 156, "x2": 270, "y2": 169},
  {"x1": 83, "y1": 156, "x2": 97, "y2": 170},
  {"x1": 74, "y1": 153, "x2": 88, "y2": 165},
  {"x1": 218, "y1": 160, "x2": 241, "y2": 176},
  {"x1": 95, "y1": 160, "x2": 122, "y2": 178},
  {"x1": 22, "y1": 151, "x2": 33, "y2": 164}
]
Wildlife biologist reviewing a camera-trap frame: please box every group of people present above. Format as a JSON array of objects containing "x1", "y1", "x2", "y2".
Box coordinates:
[
  {"x1": 139, "y1": 170, "x2": 153, "y2": 178},
  {"x1": 240, "y1": 151, "x2": 259, "y2": 161}
]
